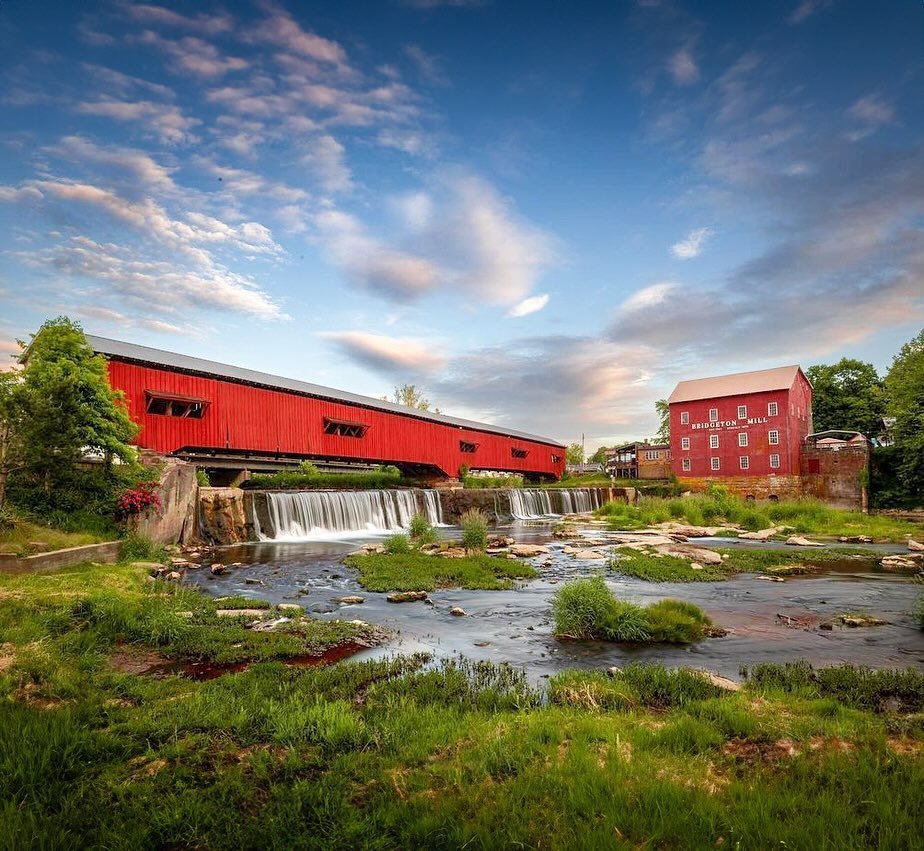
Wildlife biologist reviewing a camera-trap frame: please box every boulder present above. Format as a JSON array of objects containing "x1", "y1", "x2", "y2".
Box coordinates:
[
  {"x1": 655, "y1": 544, "x2": 724, "y2": 565},
  {"x1": 839, "y1": 614, "x2": 887, "y2": 628},
  {"x1": 571, "y1": 549, "x2": 606, "y2": 560},
  {"x1": 785, "y1": 536, "x2": 823, "y2": 547},
  {"x1": 439, "y1": 547, "x2": 468, "y2": 559},
  {"x1": 881, "y1": 555, "x2": 920, "y2": 573},
  {"x1": 838, "y1": 535, "x2": 873, "y2": 544},
  {"x1": 277, "y1": 603, "x2": 303, "y2": 614},
  {"x1": 738, "y1": 528, "x2": 777, "y2": 541},
  {"x1": 419, "y1": 543, "x2": 443, "y2": 554},
  {"x1": 449, "y1": 607, "x2": 466, "y2": 617},
  {"x1": 164, "y1": 571, "x2": 183, "y2": 582},
  {"x1": 387, "y1": 591, "x2": 429, "y2": 603},
  {"x1": 210, "y1": 563, "x2": 227, "y2": 575},
  {"x1": 509, "y1": 544, "x2": 550, "y2": 557},
  {"x1": 336, "y1": 596, "x2": 365, "y2": 605},
  {"x1": 611, "y1": 533, "x2": 677, "y2": 547},
  {"x1": 687, "y1": 670, "x2": 741, "y2": 691},
  {"x1": 552, "y1": 525, "x2": 580, "y2": 539},
  {"x1": 756, "y1": 575, "x2": 784, "y2": 582},
  {"x1": 908, "y1": 539, "x2": 924, "y2": 552}
]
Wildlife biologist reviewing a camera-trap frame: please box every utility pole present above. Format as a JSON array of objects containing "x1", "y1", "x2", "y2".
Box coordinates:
[{"x1": 581, "y1": 433, "x2": 585, "y2": 464}]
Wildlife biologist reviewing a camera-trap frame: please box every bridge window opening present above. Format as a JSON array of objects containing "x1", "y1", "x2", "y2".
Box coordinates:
[
  {"x1": 459, "y1": 441, "x2": 478, "y2": 453},
  {"x1": 324, "y1": 418, "x2": 368, "y2": 438},
  {"x1": 145, "y1": 393, "x2": 206, "y2": 419},
  {"x1": 551, "y1": 454, "x2": 562, "y2": 464},
  {"x1": 511, "y1": 448, "x2": 529, "y2": 459}
]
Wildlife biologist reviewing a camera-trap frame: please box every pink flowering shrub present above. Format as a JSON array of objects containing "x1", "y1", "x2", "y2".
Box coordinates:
[{"x1": 116, "y1": 482, "x2": 161, "y2": 517}]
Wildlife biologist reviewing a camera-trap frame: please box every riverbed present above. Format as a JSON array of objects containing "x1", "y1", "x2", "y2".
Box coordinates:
[{"x1": 184, "y1": 523, "x2": 924, "y2": 681}]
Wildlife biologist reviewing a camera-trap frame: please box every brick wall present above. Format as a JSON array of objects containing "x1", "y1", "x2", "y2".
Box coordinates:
[
  {"x1": 676, "y1": 475, "x2": 803, "y2": 501},
  {"x1": 801, "y1": 444, "x2": 869, "y2": 511}
]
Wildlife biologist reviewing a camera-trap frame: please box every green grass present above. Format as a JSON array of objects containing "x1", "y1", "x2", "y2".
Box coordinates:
[
  {"x1": 245, "y1": 468, "x2": 405, "y2": 490},
  {"x1": 1, "y1": 562, "x2": 923, "y2": 847},
  {"x1": 460, "y1": 507, "x2": 488, "y2": 551},
  {"x1": 610, "y1": 547, "x2": 733, "y2": 581},
  {"x1": 713, "y1": 546, "x2": 881, "y2": 573},
  {"x1": 551, "y1": 575, "x2": 712, "y2": 643},
  {"x1": 462, "y1": 474, "x2": 524, "y2": 488},
  {"x1": 345, "y1": 550, "x2": 536, "y2": 591},
  {"x1": 595, "y1": 490, "x2": 923, "y2": 541},
  {"x1": 0, "y1": 513, "x2": 112, "y2": 557}
]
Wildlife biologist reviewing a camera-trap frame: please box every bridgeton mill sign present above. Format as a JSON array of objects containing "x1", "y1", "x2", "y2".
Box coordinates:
[{"x1": 690, "y1": 417, "x2": 770, "y2": 430}]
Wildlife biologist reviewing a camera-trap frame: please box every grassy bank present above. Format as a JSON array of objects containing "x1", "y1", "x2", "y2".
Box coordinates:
[
  {"x1": 245, "y1": 467, "x2": 405, "y2": 490},
  {"x1": 345, "y1": 551, "x2": 536, "y2": 591},
  {"x1": 1, "y1": 559, "x2": 921, "y2": 850},
  {"x1": 0, "y1": 514, "x2": 114, "y2": 557},
  {"x1": 597, "y1": 491, "x2": 922, "y2": 541},
  {"x1": 552, "y1": 575, "x2": 713, "y2": 642}
]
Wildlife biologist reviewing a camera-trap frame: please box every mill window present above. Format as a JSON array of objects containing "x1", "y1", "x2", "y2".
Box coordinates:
[
  {"x1": 768, "y1": 402, "x2": 778, "y2": 416},
  {"x1": 681, "y1": 437, "x2": 690, "y2": 450},
  {"x1": 737, "y1": 405, "x2": 747, "y2": 419},
  {"x1": 740, "y1": 456, "x2": 750, "y2": 470},
  {"x1": 680, "y1": 411, "x2": 689, "y2": 425},
  {"x1": 770, "y1": 454, "x2": 780, "y2": 469},
  {"x1": 738, "y1": 432, "x2": 748, "y2": 447},
  {"x1": 709, "y1": 408, "x2": 718, "y2": 422},
  {"x1": 710, "y1": 434, "x2": 719, "y2": 449},
  {"x1": 682, "y1": 458, "x2": 691, "y2": 471},
  {"x1": 710, "y1": 457, "x2": 720, "y2": 471},
  {"x1": 769, "y1": 430, "x2": 780, "y2": 445}
]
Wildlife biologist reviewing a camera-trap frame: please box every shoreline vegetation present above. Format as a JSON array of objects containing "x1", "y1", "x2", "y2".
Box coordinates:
[{"x1": 1, "y1": 558, "x2": 922, "y2": 847}]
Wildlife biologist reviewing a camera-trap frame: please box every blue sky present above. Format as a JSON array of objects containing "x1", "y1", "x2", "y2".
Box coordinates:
[{"x1": 1, "y1": 0, "x2": 921, "y2": 450}]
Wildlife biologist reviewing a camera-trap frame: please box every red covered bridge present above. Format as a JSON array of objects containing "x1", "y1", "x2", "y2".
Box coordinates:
[{"x1": 87, "y1": 336, "x2": 566, "y2": 482}]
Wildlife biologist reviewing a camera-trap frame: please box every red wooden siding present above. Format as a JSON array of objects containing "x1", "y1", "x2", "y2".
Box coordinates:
[{"x1": 107, "y1": 360, "x2": 566, "y2": 479}]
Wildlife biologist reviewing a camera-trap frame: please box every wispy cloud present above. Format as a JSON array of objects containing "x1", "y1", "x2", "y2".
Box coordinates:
[
  {"x1": 319, "y1": 331, "x2": 447, "y2": 373},
  {"x1": 670, "y1": 227, "x2": 712, "y2": 259},
  {"x1": 74, "y1": 99, "x2": 201, "y2": 145},
  {"x1": 507, "y1": 294, "x2": 549, "y2": 317},
  {"x1": 301, "y1": 135, "x2": 353, "y2": 194},
  {"x1": 848, "y1": 94, "x2": 894, "y2": 126},
  {"x1": 788, "y1": 0, "x2": 834, "y2": 25},
  {"x1": 668, "y1": 48, "x2": 699, "y2": 85},
  {"x1": 404, "y1": 45, "x2": 448, "y2": 86}
]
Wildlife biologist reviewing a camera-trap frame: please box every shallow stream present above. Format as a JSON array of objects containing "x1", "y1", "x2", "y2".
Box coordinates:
[{"x1": 184, "y1": 523, "x2": 924, "y2": 681}]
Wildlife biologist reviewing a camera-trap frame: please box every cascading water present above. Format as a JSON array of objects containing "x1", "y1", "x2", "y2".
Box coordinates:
[
  {"x1": 254, "y1": 489, "x2": 444, "y2": 541},
  {"x1": 508, "y1": 488, "x2": 603, "y2": 520}
]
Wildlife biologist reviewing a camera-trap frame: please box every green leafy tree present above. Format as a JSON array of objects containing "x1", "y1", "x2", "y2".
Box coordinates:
[
  {"x1": 884, "y1": 329, "x2": 924, "y2": 497},
  {"x1": 654, "y1": 399, "x2": 670, "y2": 444},
  {"x1": 19, "y1": 317, "x2": 137, "y2": 491},
  {"x1": 0, "y1": 369, "x2": 27, "y2": 508},
  {"x1": 805, "y1": 358, "x2": 886, "y2": 437},
  {"x1": 566, "y1": 443, "x2": 584, "y2": 465},
  {"x1": 589, "y1": 446, "x2": 609, "y2": 465},
  {"x1": 392, "y1": 384, "x2": 440, "y2": 413}
]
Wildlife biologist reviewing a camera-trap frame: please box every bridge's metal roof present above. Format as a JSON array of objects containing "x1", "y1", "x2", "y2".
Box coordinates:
[{"x1": 86, "y1": 335, "x2": 564, "y2": 448}]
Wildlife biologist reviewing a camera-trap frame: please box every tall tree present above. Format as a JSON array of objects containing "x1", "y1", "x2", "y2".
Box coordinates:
[
  {"x1": 884, "y1": 329, "x2": 924, "y2": 496},
  {"x1": 588, "y1": 445, "x2": 609, "y2": 465},
  {"x1": 805, "y1": 358, "x2": 886, "y2": 437},
  {"x1": 18, "y1": 318, "x2": 137, "y2": 490},
  {"x1": 393, "y1": 384, "x2": 439, "y2": 412},
  {"x1": 654, "y1": 399, "x2": 670, "y2": 444},
  {"x1": 565, "y1": 442, "x2": 584, "y2": 465},
  {"x1": 0, "y1": 369, "x2": 26, "y2": 509}
]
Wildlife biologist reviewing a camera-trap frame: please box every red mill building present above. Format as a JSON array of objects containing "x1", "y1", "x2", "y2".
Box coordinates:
[{"x1": 668, "y1": 365, "x2": 813, "y2": 497}]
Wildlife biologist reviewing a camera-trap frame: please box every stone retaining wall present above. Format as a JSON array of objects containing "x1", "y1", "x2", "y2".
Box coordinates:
[{"x1": 0, "y1": 541, "x2": 122, "y2": 574}]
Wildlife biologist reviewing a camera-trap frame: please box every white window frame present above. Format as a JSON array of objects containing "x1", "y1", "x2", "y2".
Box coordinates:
[
  {"x1": 710, "y1": 457, "x2": 720, "y2": 471},
  {"x1": 740, "y1": 455, "x2": 749, "y2": 470},
  {"x1": 738, "y1": 432, "x2": 748, "y2": 447},
  {"x1": 680, "y1": 437, "x2": 690, "y2": 450},
  {"x1": 768, "y1": 402, "x2": 778, "y2": 416},
  {"x1": 737, "y1": 405, "x2": 747, "y2": 419},
  {"x1": 770, "y1": 453, "x2": 780, "y2": 469},
  {"x1": 682, "y1": 458, "x2": 691, "y2": 471},
  {"x1": 768, "y1": 429, "x2": 779, "y2": 445},
  {"x1": 680, "y1": 411, "x2": 689, "y2": 425},
  {"x1": 709, "y1": 434, "x2": 719, "y2": 449},
  {"x1": 709, "y1": 407, "x2": 718, "y2": 422}
]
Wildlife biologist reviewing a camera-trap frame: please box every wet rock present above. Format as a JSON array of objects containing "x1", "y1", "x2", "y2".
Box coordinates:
[
  {"x1": 703, "y1": 625, "x2": 729, "y2": 637},
  {"x1": 657, "y1": 523, "x2": 721, "y2": 538},
  {"x1": 487, "y1": 536, "x2": 515, "y2": 548},
  {"x1": 450, "y1": 607, "x2": 466, "y2": 617},
  {"x1": 310, "y1": 603, "x2": 337, "y2": 614},
  {"x1": 164, "y1": 571, "x2": 183, "y2": 582},
  {"x1": 244, "y1": 577, "x2": 265, "y2": 586},
  {"x1": 439, "y1": 547, "x2": 468, "y2": 559},
  {"x1": 656, "y1": 544, "x2": 724, "y2": 565},
  {"x1": 738, "y1": 528, "x2": 779, "y2": 541},
  {"x1": 611, "y1": 533, "x2": 677, "y2": 546},
  {"x1": 170, "y1": 558, "x2": 191, "y2": 567},
  {"x1": 819, "y1": 621, "x2": 834, "y2": 630},
  {"x1": 509, "y1": 544, "x2": 550, "y2": 557},
  {"x1": 839, "y1": 614, "x2": 887, "y2": 628},
  {"x1": 358, "y1": 543, "x2": 386, "y2": 554},
  {"x1": 881, "y1": 555, "x2": 920, "y2": 572},
  {"x1": 210, "y1": 563, "x2": 227, "y2": 575},
  {"x1": 688, "y1": 669, "x2": 741, "y2": 691},
  {"x1": 336, "y1": 595, "x2": 365, "y2": 605},
  {"x1": 387, "y1": 591, "x2": 429, "y2": 603},
  {"x1": 786, "y1": 536, "x2": 823, "y2": 547},
  {"x1": 485, "y1": 548, "x2": 509, "y2": 555},
  {"x1": 756, "y1": 575, "x2": 784, "y2": 582},
  {"x1": 474, "y1": 640, "x2": 490, "y2": 647},
  {"x1": 419, "y1": 543, "x2": 442, "y2": 555},
  {"x1": 908, "y1": 539, "x2": 924, "y2": 552},
  {"x1": 838, "y1": 535, "x2": 873, "y2": 544},
  {"x1": 571, "y1": 549, "x2": 606, "y2": 560},
  {"x1": 251, "y1": 617, "x2": 291, "y2": 632},
  {"x1": 277, "y1": 603, "x2": 303, "y2": 614}
]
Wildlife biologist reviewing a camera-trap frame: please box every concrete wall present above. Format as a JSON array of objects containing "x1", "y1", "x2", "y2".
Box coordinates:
[{"x1": 0, "y1": 541, "x2": 121, "y2": 575}]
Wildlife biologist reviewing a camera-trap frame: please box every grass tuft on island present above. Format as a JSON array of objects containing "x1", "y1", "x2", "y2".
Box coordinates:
[
  {"x1": 1, "y1": 560, "x2": 923, "y2": 848},
  {"x1": 552, "y1": 575, "x2": 713, "y2": 642},
  {"x1": 610, "y1": 547, "x2": 733, "y2": 582},
  {"x1": 346, "y1": 550, "x2": 536, "y2": 592},
  {"x1": 596, "y1": 490, "x2": 922, "y2": 541}
]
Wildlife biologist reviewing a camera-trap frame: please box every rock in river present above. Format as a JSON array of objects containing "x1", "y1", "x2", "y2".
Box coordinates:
[
  {"x1": 450, "y1": 607, "x2": 466, "y2": 616},
  {"x1": 387, "y1": 591, "x2": 429, "y2": 603},
  {"x1": 509, "y1": 544, "x2": 550, "y2": 557},
  {"x1": 336, "y1": 596, "x2": 365, "y2": 605},
  {"x1": 785, "y1": 536, "x2": 824, "y2": 547}
]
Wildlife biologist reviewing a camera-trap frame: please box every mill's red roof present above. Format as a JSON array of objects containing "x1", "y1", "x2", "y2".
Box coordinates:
[{"x1": 668, "y1": 365, "x2": 805, "y2": 404}]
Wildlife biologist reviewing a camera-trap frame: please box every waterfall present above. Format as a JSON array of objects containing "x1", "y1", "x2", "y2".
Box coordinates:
[
  {"x1": 508, "y1": 488, "x2": 603, "y2": 520},
  {"x1": 256, "y1": 489, "x2": 444, "y2": 540}
]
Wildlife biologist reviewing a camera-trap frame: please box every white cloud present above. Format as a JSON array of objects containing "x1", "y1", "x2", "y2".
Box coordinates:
[
  {"x1": 788, "y1": 0, "x2": 833, "y2": 25},
  {"x1": 301, "y1": 135, "x2": 353, "y2": 194},
  {"x1": 507, "y1": 294, "x2": 549, "y2": 317},
  {"x1": 138, "y1": 32, "x2": 249, "y2": 78},
  {"x1": 125, "y1": 4, "x2": 234, "y2": 35},
  {"x1": 74, "y1": 99, "x2": 200, "y2": 145},
  {"x1": 620, "y1": 282, "x2": 675, "y2": 313},
  {"x1": 45, "y1": 136, "x2": 179, "y2": 193},
  {"x1": 848, "y1": 94, "x2": 894, "y2": 126},
  {"x1": 319, "y1": 331, "x2": 447, "y2": 373},
  {"x1": 668, "y1": 48, "x2": 699, "y2": 85},
  {"x1": 670, "y1": 227, "x2": 712, "y2": 259},
  {"x1": 248, "y1": 4, "x2": 348, "y2": 66}
]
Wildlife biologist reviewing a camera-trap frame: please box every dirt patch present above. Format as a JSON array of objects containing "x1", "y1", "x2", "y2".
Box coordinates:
[
  {"x1": 722, "y1": 738, "x2": 800, "y2": 763},
  {"x1": 808, "y1": 736, "x2": 855, "y2": 753},
  {"x1": 886, "y1": 737, "x2": 924, "y2": 756},
  {"x1": 109, "y1": 648, "x2": 170, "y2": 676},
  {"x1": 0, "y1": 642, "x2": 16, "y2": 673},
  {"x1": 12, "y1": 682, "x2": 68, "y2": 711}
]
